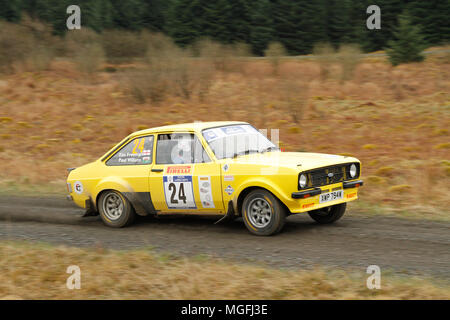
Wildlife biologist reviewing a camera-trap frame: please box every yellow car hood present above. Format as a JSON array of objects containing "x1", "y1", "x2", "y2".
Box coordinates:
[{"x1": 227, "y1": 152, "x2": 359, "y2": 171}]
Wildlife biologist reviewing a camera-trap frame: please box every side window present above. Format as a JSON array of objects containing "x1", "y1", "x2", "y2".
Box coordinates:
[
  {"x1": 156, "y1": 133, "x2": 210, "y2": 164},
  {"x1": 106, "y1": 136, "x2": 154, "y2": 166}
]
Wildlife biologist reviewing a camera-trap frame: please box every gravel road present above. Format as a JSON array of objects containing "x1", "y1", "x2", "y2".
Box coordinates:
[{"x1": 0, "y1": 196, "x2": 448, "y2": 279}]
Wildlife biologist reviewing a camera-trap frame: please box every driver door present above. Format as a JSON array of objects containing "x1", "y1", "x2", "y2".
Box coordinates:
[{"x1": 149, "y1": 132, "x2": 224, "y2": 213}]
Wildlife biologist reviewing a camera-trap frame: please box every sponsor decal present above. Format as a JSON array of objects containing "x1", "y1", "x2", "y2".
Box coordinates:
[
  {"x1": 142, "y1": 157, "x2": 151, "y2": 164},
  {"x1": 203, "y1": 125, "x2": 254, "y2": 143},
  {"x1": 224, "y1": 175, "x2": 234, "y2": 181},
  {"x1": 225, "y1": 185, "x2": 234, "y2": 196},
  {"x1": 346, "y1": 192, "x2": 357, "y2": 199},
  {"x1": 198, "y1": 176, "x2": 215, "y2": 208},
  {"x1": 221, "y1": 126, "x2": 246, "y2": 135},
  {"x1": 73, "y1": 181, "x2": 83, "y2": 194},
  {"x1": 166, "y1": 165, "x2": 192, "y2": 174},
  {"x1": 204, "y1": 130, "x2": 218, "y2": 142}
]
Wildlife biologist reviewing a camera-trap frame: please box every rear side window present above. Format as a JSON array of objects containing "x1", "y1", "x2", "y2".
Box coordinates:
[{"x1": 106, "y1": 136, "x2": 154, "y2": 166}]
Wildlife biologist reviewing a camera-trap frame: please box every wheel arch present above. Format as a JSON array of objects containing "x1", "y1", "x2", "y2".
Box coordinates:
[
  {"x1": 236, "y1": 186, "x2": 291, "y2": 217},
  {"x1": 93, "y1": 177, "x2": 133, "y2": 207}
]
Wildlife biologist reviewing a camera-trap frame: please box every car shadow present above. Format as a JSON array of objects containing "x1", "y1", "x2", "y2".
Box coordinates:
[{"x1": 132, "y1": 213, "x2": 331, "y2": 235}]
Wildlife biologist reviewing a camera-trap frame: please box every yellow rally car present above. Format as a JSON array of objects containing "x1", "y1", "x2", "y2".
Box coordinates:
[{"x1": 67, "y1": 121, "x2": 363, "y2": 236}]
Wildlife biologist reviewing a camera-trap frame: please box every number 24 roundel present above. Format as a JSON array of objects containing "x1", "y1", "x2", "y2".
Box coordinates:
[{"x1": 163, "y1": 175, "x2": 196, "y2": 209}]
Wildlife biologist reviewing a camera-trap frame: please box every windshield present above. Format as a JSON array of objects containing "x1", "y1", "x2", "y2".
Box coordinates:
[{"x1": 202, "y1": 124, "x2": 278, "y2": 160}]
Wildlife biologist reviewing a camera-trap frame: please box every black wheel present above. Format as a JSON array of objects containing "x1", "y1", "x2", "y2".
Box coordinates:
[
  {"x1": 308, "y1": 203, "x2": 346, "y2": 224},
  {"x1": 242, "y1": 189, "x2": 286, "y2": 236},
  {"x1": 98, "y1": 190, "x2": 135, "y2": 228}
]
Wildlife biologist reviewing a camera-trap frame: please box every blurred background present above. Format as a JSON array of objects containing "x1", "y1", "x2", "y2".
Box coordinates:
[
  {"x1": 0, "y1": 0, "x2": 448, "y2": 216},
  {"x1": 0, "y1": 0, "x2": 449, "y2": 299}
]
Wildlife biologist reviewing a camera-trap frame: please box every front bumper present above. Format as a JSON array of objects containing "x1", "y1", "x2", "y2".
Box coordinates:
[
  {"x1": 289, "y1": 180, "x2": 363, "y2": 213},
  {"x1": 292, "y1": 180, "x2": 363, "y2": 199},
  {"x1": 343, "y1": 180, "x2": 364, "y2": 189}
]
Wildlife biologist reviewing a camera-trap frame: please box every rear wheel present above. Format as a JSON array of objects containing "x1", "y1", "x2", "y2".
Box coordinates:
[
  {"x1": 242, "y1": 189, "x2": 286, "y2": 236},
  {"x1": 98, "y1": 190, "x2": 135, "y2": 228},
  {"x1": 308, "y1": 203, "x2": 346, "y2": 224}
]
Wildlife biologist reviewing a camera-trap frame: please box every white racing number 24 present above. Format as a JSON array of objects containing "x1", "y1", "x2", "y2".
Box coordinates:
[{"x1": 163, "y1": 176, "x2": 196, "y2": 209}]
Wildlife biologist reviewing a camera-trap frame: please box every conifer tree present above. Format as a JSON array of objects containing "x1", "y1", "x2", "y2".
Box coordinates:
[
  {"x1": 386, "y1": 11, "x2": 426, "y2": 66},
  {"x1": 0, "y1": 0, "x2": 22, "y2": 22},
  {"x1": 249, "y1": 0, "x2": 274, "y2": 55}
]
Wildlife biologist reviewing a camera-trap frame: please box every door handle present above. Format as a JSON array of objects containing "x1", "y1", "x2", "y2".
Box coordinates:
[{"x1": 151, "y1": 169, "x2": 163, "y2": 172}]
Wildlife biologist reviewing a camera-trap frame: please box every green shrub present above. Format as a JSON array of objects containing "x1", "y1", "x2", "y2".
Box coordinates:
[{"x1": 386, "y1": 12, "x2": 426, "y2": 66}]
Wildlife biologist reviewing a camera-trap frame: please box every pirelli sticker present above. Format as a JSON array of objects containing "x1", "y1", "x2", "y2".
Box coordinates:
[{"x1": 166, "y1": 165, "x2": 192, "y2": 175}]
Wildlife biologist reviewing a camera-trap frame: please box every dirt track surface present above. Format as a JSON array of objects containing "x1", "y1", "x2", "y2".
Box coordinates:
[{"x1": 0, "y1": 196, "x2": 449, "y2": 279}]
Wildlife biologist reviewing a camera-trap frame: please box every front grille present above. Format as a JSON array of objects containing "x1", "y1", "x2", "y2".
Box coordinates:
[
  {"x1": 301, "y1": 163, "x2": 359, "y2": 189},
  {"x1": 328, "y1": 166, "x2": 344, "y2": 184},
  {"x1": 310, "y1": 168, "x2": 328, "y2": 186}
]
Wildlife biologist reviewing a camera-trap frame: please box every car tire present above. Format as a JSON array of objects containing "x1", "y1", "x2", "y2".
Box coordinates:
[
  {"x1": 242, "y1": 189, "x2": 286, "y2": 236},
  {"x1": 308, "y1": 203, "x2": 346, "y2": 224},
  {"x1": 98, "y1": 190, "x2": 135, "y2": 228}
]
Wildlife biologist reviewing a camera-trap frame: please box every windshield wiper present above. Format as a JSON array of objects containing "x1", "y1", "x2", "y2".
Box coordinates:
[
  {"x1": 231, "y1": 149, "x2": 260, "y2": 158},
  {"x1": 260, "y1": 146, "x2": 279, "y2": 153}
]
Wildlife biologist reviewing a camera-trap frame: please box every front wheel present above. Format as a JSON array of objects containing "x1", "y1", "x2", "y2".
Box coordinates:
[
  {"x1": 308, "y1": 203, "x2": 346, "y2": 224},
  {"x1": 242, "y1": 189, "x2": 286, "y2": 236},
  {"x1": 98, "y1": 190, "x2": 135, "y2": 228}
]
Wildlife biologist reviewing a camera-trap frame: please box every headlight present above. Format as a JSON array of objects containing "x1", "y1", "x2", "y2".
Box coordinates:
[
  {"x1": 349, "y1": 164, "x2": 357, "y2": 178},
  {"x1": 299, "y1": 174, "x2": 307, "y2": 188}
]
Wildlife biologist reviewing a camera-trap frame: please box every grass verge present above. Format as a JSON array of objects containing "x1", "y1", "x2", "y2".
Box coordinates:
[{"x1": 0, "y1": 241, "x2": 448, "y2": 299}]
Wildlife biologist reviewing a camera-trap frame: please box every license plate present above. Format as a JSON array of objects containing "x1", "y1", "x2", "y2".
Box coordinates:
[{"x1": 319, "y1": 190, "x2": 343, "y2": 203}]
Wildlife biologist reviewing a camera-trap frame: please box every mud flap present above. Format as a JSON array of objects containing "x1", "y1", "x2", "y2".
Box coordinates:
[
  {"x1": 123, "y1": 192, "x2": 157, "y2": 217},
  {"x1": 214, "y1": 200, "x2": 236, "y2": 224},
  {"x1": 82, "y1": 198, "x2": 98, "y2": 217}
]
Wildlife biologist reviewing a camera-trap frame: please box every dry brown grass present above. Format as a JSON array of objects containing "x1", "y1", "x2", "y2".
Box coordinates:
[
  {"x1": 264, "y1": 42, "x2": 288, "y2": 75},
  {"x1": 0, "y1": 241, "x2": 448, "y2": 300},
  {"x1": 0, "y1": 49, "x2": 449, "y2": 217}
]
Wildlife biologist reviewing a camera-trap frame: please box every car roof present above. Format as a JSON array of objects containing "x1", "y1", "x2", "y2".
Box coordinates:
[{"x1": 130, "y1": 121, "x2": 249, "y2": 137}]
